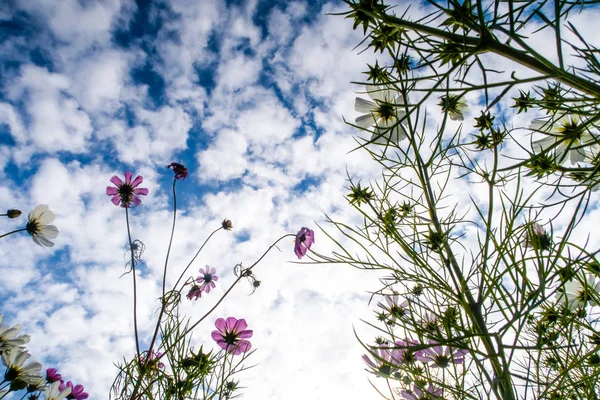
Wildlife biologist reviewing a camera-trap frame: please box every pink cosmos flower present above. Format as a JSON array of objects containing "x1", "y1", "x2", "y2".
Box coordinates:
[
  {"x1": 168, "y1": 162, "x2": 188, "y2": 180},
  {"x1": 401, "y1": 384, "x2": 443, "y2": 400},
  {"x1": 294, "y1": 227, "x2": 315, "y2": 259},
  {"x1": 416, "y1": 340, "x2": 468, "y2": 368},
  {"x1": 211, "y1": 317, "x2": 253, "y2": 355},
  {"x1": 59, "y1": 381, "x2": 88, "y2": 400},
  {"x1": 45, "y1": 368, "x2": 62, "y2": 383},
  {"x1": 106, "y1": 172, "x2": 149, "y2": 208},
  {"x1": 197, "y1": 265, "x2": 218, "y2": 294},
  {"x1": 362, "y1": 346, "x2": 403, "y2": 378},
  {"x1": 186, "y1": 284, "x2": 203, "y2": 301}
]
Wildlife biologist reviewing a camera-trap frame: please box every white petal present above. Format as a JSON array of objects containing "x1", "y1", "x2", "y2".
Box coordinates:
[
  {"x1": 39, "y1": 225, "x2": 59, "y2": 239},
  {"x1": 356, "y1": 114, "x2": 376, "y2": 129},
  {"x1": 355, "y1": 97, "x2": 376, "y2": 113}
]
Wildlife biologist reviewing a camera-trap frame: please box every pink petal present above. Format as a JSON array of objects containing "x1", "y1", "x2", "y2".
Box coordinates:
[
  {"x1": 233, "y1": 318, "x2": 248, "y2": 332},
  {"x1": 212, "y1": 275, "x2": 219, "y2": 281},
  {"x1": 214, "y1": 318, "x2": 226, "y2": 331},
  {"x1": 211, "y1": 331, "x2": 223, "y2": 342},
  {"x1": 238, "y1": 329, "x2": 253, "y2": 339},
  {"x1": 133, "y1": 188, "x2": 148, "y2": 196},
  {"x1": 131, "y1": 195, "x2": 142, "y2": 206},
  {"x1": 130, "y1": 175, "x2": 144, "y2": 188},
  {"x1": 237, "y1": 340, "x2": 251, "y2": 353},
  {"x1": 110, "y1": 175, "x2": 123, "y2": 186},
  {"x1": 124, "y1": 172, "x2": 133, "y2": 184},
  {"x1": 199, "y1": 267, "x2": 206, "y2": 275},
  {"x1": 106, "y1": 187, "x2": 118, "y2": 195},
  {"x1": 224, "y1": 317, "x2": 238, "y2": 331},
  {"x1": 111, "y1": 195, "x2": 121, "y2": 206}
]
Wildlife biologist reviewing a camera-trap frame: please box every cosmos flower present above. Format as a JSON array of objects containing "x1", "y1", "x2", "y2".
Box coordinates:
[
  {"x1": 416, "y1": 340, "x2": 468, "y2": 368},
  {"x1": 377, "y1": 295, "x2": 409, "y2": 319},
  {"x1": 59, "y1": 381, "x2": 89, "y2": 400},
  {"x1": 1, "y1": 349, "x2": 43, "y2": 385},
  {"x1": 354, "y1": 86, "x2": 409, "y2": 145},
  {"x1": 531, "y1": 115, "x2": 598, "y2": 165},
  {"x1": 0, "y1": 315, "x2": 30, "y2": 353},
  {"x1": 362, "y1": 346, "x2": 401, "y2": 378},
  {"x1": 558, "y1": 274, "x2": 600, "y2": 309},
  {"x1": 106, "y1": 172, "x2": 149, "y2": 208},
  {"x1": 168, "y1": 162, "x2": 189, "y2": 180},
  {"x1": 522, "y1": 222, "x2": 552, "y2": 252},
  {"x1": 197, "y1": 265, "x2": 218, "y2": 294},
  {"x1": 186, "y1": 284, "x2": 203, "y2": 301},
  {"x1": 294, "y1": 227, "x2": 315, "y2": 259},
  {"x1": 26, "y1": 205, "x2": 59, "y2": 247},
  {"x1": 439, "y1": 95, "x2": 468, "y2": 121},
  {"x1": 211, "y1": 317, "x2": 253, "y2": 355},
  {"x1": 45, "y1": 368, "x2": 62, "y2": 383},
  {"x1": 44, "y1": 381, "x2": 71, "y2": 400},
  {"x1": 401, "y1": 384, "x2": 443, "y2": 400}
]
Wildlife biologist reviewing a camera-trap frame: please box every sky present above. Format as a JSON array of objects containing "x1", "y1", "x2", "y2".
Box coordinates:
[
  {"x1": 2, "y1": 0, "x2": 600, "y2": 399},
  {"x1": 0, "y1": 0, "x2": 390, "y2": 398}
]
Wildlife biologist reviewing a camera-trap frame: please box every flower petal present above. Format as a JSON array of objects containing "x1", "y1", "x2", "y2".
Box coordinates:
[
  {"x1": 106, "y1": 187, "x2": 118, "y2": 196},
  {"x1": 355, "y1": 114, "x2": 375, "y2": 129},
  {"x1": 130, "y1": 175, "x2": 144, "y2": 188},
  {"x1": 110, "y1": 175, "x2": 123, "y2": 187},
  {"x1": 124, "y1": 172, "x2": 133, "y2": 185},
  {"x1": 355, "y1": 97, "x2": 375, "y2": 113}
]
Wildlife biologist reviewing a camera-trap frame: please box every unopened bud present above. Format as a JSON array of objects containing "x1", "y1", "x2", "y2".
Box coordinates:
[{"x1": 6, "y1": 209, "x2": 21, "y2": 219}]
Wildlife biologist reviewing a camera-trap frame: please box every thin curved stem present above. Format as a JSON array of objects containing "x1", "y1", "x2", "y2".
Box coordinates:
[
  {"x1": 125, "y1": 207, "x2": 141, "y2": 365},
  {"x1": 0, "y1": 228, "x2": 26, "y2": 240}
]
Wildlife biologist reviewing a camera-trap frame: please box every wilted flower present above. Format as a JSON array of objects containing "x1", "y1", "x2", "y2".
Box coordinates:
[
  {"x1": 168, "y1": 162, "x2": 189, "y2": 180},
  {"x1": 106, "y1": 172, "x2": 149, "y2": 208},
  {"x1": 44, "y1": 381, "x2": 71, "y2": 400},
  {"x1": 377, "y1": 295, "x2": 409, "y2": 319},
  {"x1": 558, "y1": 274, "x2": 600, "y2": 309},
  {"x1": 197, "y1": 265, "x2": 218, "y2": 294},
  {"x1": 530, "y1": 115, "x2": 599, "y2": 165},
  {"x1": 439, "y1": 95, "x2": 468, "y2": 121},
  {"x1": 416, "y1": 341, "x2": 468, "y2": 368},
  {"x1": 211, "y1": 317, "x2": 253, "y2": 355},
  {"x1": 186, "y1": 284, "x2": 203, "y2": 301},
  {"x1": 523, "y1": 222, "x2": 552, "y2": 251},
  {"x1": 222, "y1": 219, "x2": 233, "y2": 230},
  {"x1": 401, "y1": 384, "x2": 443, "y2": 400},
  {"x1": 0, "y1": 315, "x2": 30, "y2": 353},
  {"x1": 26, "y1": 205, "x2": 59, "y2": 247},
  {"x1": 294, "y1": 227, "x2": 315, "y2": 259},
  {"x1": 354, "y1": 86, "x2": 409, "y2": 145},
  {"x1": 58, "y1": 381, "x2": 88, "y2": 400},
  {"x1": 45, "y1": 368, "x2": 62, "y2": 383},
  {"x1": 1, "y1": 349, "x2": 43, "y2": 385}
]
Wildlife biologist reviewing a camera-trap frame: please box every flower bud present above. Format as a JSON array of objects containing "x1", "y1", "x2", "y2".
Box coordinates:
[{"x1": 6, "y1": 209, "x2": 21, "y2": 218}]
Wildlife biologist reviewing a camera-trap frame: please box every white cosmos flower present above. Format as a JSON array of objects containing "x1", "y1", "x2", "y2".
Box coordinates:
[
  {"x1": 558, "y1": 274, "x2": 600, "y2": 309},
  {"x1": 26, "y1": 204, "x2": 59, "y2": 247},
  {"x1": 354, "y1": 86, "x2": 408, "y2": 145},
  {"x1": 44, "y1": 381, "x2": 71, "y2": 400},
  {"x1": 0, "y1": 315, "x2": 30, "y2": 353},
  {"x1": 1, "y1": 348, "x2": 43, "y2": 385},
  {"x1": 531, "y1": 115, "x2": 599, "y2": 165},
  {"x1": 438, "y1": 95, "x2": 468, "y2": 121}
]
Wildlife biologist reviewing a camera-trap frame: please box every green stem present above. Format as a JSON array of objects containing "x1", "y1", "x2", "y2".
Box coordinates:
[{"x1": 0, "y1": 228, "x2": 26, "y2": 240}]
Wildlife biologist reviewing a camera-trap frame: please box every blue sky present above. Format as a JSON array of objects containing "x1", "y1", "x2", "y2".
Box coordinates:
[
  {"x1": 0, "y1": 0, "x2": 389, "y2": 398},
  {"x1": 3, "y1": 0, "x2": 600, "y2": 398}
]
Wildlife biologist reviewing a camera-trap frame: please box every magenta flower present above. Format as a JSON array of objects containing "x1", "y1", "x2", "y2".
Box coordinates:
[
  {"x1": 211, "y1": 317, "x2": 253, "y2": 355},
  {"x1": 106, "y1": 172, "x2": 149, "y2": 208},
  {"x1": 197, "y1": 265, "x2": 218, "y2": 294},
  {"x1": 186, "y1": 284, "x2": 203, "y2": 301},
  {"x1": 59, "y1": 381, "x2": 88, "y2": 400},
  {"x1": 294, "y1": 227, "x2": 315, "y2": 259},
  {"x1": 168, "y1": 162, "x2": 188, "y2": 180},
  {"x1": 401, "y1": 384, "x2": 443, "y2": 400},
  {"x1": 416, "y1": 340, "x2": 468, "y2": 368},
  {"x1": 45, "y1": 368, "x2": 62, "y2": 383}
]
